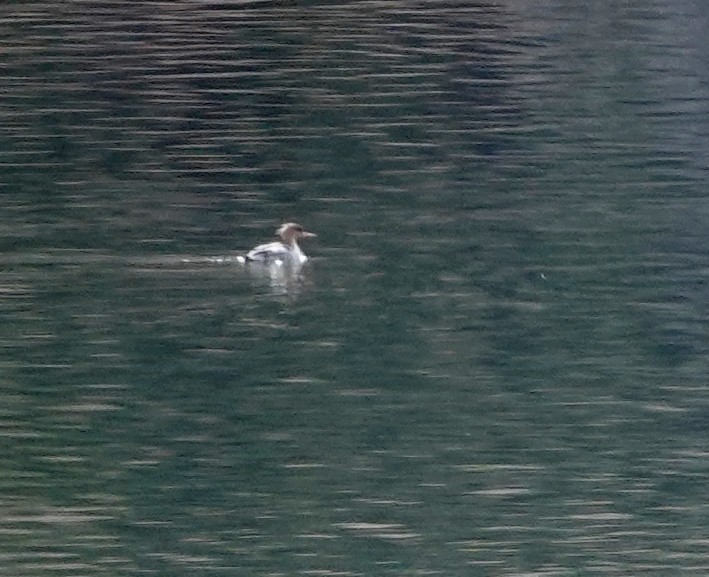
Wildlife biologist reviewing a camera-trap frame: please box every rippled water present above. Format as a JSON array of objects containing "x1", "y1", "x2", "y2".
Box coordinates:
[{"x1": 2, "y1": 1, "x2": 709, "y2": 575}]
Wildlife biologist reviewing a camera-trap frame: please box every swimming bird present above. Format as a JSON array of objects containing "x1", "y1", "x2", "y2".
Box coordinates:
[{"x1": 237, "y1": 222, "x2": 316, "y2": 266}]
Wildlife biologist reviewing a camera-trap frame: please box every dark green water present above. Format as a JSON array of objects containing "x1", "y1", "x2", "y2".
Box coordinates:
[{"x1": 2, "y1": 1, "x2": 709, "y2": 575}]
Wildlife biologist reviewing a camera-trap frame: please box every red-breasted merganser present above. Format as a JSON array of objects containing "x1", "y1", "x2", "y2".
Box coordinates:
[{"x1": 237, "y1": 223, "x2": 316, "y2": 265}]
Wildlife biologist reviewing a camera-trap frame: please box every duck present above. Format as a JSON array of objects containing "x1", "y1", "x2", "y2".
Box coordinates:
[{"x1": 237, "y1": 223, "x2": 316, "y2": 266}]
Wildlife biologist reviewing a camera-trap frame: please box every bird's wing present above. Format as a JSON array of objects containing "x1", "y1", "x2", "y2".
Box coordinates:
[{"x1": 245, "y1": 241, "x2": 290, "y2": 262}]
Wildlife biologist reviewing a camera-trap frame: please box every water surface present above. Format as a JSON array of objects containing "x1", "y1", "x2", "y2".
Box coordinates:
[{"x1": 2, "y1": 1, "x2": 709, "y2": 575}]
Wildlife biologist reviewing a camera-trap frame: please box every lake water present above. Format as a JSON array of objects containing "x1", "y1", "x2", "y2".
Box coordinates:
[{"x1": 2, "y1": 1, "x2": 709, "y2": 575}]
